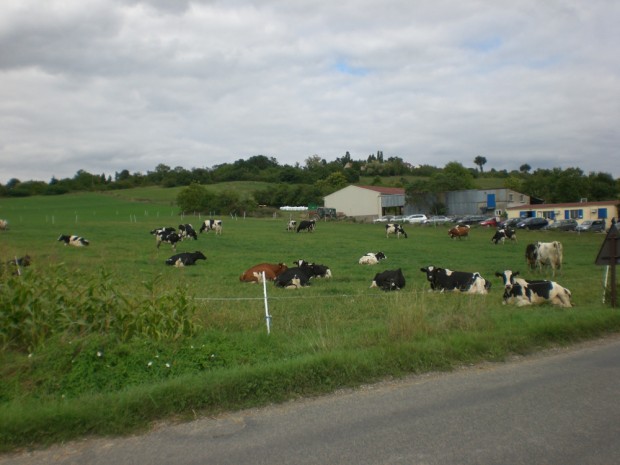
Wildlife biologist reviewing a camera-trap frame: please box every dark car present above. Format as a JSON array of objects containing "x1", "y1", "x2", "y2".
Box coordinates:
[
  {"x1": 543, "y1": 219, "x2": 578, "y2": 232},
  {"x1": 516, "y1": 217, "x2": 549, "y2": 230},
  {"x1": 456, "y1": 215, "x2": 487, "y2": 225},
  {"x1": 576, "y1": 219, "x2": 606, "y2": 232},
  {"x1": 498, "y1": 218, "x2": 520, "y2": 229}
]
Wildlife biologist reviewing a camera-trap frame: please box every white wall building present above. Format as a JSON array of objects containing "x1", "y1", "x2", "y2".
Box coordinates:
[{"x1": 324, "y1": 185, "x2": 405, "y2": 219}]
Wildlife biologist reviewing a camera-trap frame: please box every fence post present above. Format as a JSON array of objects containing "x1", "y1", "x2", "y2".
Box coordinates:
[{"x1": 262, "y1": 271, "x2": 271, "y2": 334}]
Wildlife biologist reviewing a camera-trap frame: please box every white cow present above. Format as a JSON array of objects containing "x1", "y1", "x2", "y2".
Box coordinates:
[
  {"x1": 535, "y1": 241, "x2": 563, "y2": 276},
  {"x1": 358, "y1": 252, "x2": 387, "y2": 265}
]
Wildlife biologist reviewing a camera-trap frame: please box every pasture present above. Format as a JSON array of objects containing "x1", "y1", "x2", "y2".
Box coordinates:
[{"x1": 1, "y1": 191, "x2": 619, "y2": 450}]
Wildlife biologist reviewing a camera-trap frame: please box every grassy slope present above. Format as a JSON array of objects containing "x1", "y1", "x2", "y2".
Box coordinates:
[{"x1": 1, "y1": 185, "x2": 619, "y2": 451}]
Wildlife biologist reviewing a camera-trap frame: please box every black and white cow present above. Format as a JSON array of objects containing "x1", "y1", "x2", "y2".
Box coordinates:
[
  {"x1": 420, "y1": 266, "x2": 491, "y2": 294},
  {"x1": 199, "y1": 219, "x2": 223, "y2": 235},
  {"x1": 370, "y1": 268, "x2": 406, "y2": 291},
  {"x1": 358, "y1": 251, "x2": 387, "y2": 265},
  {"x1": 58, "y1": 234, "x2": 90, "y2": 247},
  {"x1": 525, "y1": 243, "x2": 538, "y2": 270},
  {"x1": 294, "y1": 259, "x2": 332, "y2": 278},
  {"x1": 178, "y1": 224, "x2": 198, "y2": 241},
  {"x1": 491, "y1": 228, "x2": 517, "y2": 245},
  {"x1": 297, "y1": 220, "x2": 316, "y2": 233},
  {"x1": 495, "y1": 270, "x2": 572, "y2": 307},
  {"x1": 151, "y1": 228, "x2": 181, "y2": 250},
  {"x1": 165, "y1": 251, "x2": 207, "y2": 267},
  {"x1": 274, "y1": 267, "x2": 312, "y2": 288},
  {"x1": 286, "y1": 220, "x2": 297, "y2": 231},
  {"x1": 385, "y1": 223, "x2": 408, "y2": 239}
]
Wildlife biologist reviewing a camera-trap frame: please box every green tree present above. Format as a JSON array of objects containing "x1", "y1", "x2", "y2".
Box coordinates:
[
  {"x1": 474, "y1": 156, "x2": 487, "y2": 173},
  {"x1": 176, "y1": 183, "x2": 215, "y2": 213}
]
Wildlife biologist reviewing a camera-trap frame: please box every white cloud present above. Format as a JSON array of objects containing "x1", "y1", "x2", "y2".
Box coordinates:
[{"x1": 0, "y1": 0, "x2": 618, "y2": 183}]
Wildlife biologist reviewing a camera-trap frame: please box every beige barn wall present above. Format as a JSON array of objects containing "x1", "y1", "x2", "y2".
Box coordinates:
[{"x1": 324, "y1": 186, "x2": 381, "y2": 217}]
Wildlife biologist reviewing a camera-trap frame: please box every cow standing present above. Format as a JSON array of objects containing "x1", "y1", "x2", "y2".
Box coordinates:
[
  {"x1": 58, "y1": 234, "x2": 90, "y2": 247},
  {"x1": 534, "y1": 241, "x2": 563, "y2": 276},
  {"x1": 200, "y1": 219, "x2": 223, "y2": 235},
  {"x1": 491, "y1": 228, "x2": 517, "y2": 245},
  {"x1": 240, "y1": 263, "x2": 289, "y2": 283},
  {"x1": 420, "y1": 266, "x2": 491, "y2": 294},
  {"x1": 448, "y1": 225, "x2": 470, "y2": 240},
  {"x1": 151, "y1": 227, "x2": 181, "y2": 250},
  {"x1": 525, "y1": 243, "x2": 538, "y2": 270},
  {"x1": 165, "y1": 251, "x2": 206, "y2": 266},
  {"x1": 297, "y1": 220, "x2": 316, "y2": 233},
  {"x1": 0, "y1": 219, "x2": 8, "y2": 230},
  {"x1": 286, "y1": 220, "x2": 297, "y2": 232},
  {"x1": 385, "y1": 223, "x2": 407, "y2": 238},
  {"x1": 495, "y1": 270, "x2": 572, "y2": 307},
  {"x1": 358, "y1": 252, "x2": 387, "y2": 265},
  {"x1": 178, "y1": 224, "x2": 198, "y2": 241},
  {"x1": 370, "y1": 268, "x2": 406, "y2": 291}
]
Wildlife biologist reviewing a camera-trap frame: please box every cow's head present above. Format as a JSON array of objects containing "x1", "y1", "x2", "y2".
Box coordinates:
[
  {"x1": 495, "y1": 270, "x2": 520, "y2": 289},
  {"x1": 420, "y1": 266, "x2": 438, "y2": 283},
  {"x1": 375, "y1": 252, "x2": 386, "y2": 260}
]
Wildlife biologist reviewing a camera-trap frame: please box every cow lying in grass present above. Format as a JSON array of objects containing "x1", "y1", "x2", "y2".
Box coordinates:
[
  {"x1": 165, "y1": 251, "x2": 207, "y2": 267},
  {"x1": 240, "y1": 263, "x2": 288, "y2": 283},
  {"x1": 495, "y1": 270, "x2": 572, "y2": 307},
  {"x1": 358, "y1": 252, "x2": 386, "y2": 265},
  {"x1": 370, "y1": 268, "x2": 406, "y2": 291},
  {"x1": 420, "y1": 266, "x2": 491, "y2": 294},
  {"x1": 294, "y1": 259, "x2": 332, "y2": 278},
  {"x1": 274, "y1": 267, "x2": 311, "y2": 288},
  {"x1": 58, "y1": 234, "x2": 90, "y2": 247}
]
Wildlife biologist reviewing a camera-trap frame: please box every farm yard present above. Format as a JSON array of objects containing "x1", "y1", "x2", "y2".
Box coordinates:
[{"x1": 1, "y1": 188, "x2": 619, "y2": 451}]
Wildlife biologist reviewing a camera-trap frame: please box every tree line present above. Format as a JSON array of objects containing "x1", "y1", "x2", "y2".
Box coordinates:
[{"x1": 1, "y1": 153, "x2": 618, "y2": 216}]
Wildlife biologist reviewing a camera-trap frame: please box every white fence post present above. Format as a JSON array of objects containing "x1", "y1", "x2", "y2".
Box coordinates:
[{"x1": 262, "y1": 271, "x2": 271, "y2": 334}]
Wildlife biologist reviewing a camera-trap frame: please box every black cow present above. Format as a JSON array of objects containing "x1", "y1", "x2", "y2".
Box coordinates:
[
  {"x1": 370, "y1": 268, "x2": 406, "y2": 291},
  {"x1": 420, "y1": 266, "x2": 491, "y2": 294},
  {"x1": 165, "y1": 251, "x2": 207, "y2": 266},
  {"x1": 178, "y1": 224, "x2": 198, "y2": 241},
  {"x1": 385, "y1": 223, "x2": 407, "y2": 238},
  {"x1": 294, "y1": 259, "x2": 332, "y2": 278},
  {"x1": 297, "y1": 220, "x2": 316, "y2": 233},
  {"x1": 496, "y1": 270, "x2": 572, "y2": 307},
  {"x1": 491, "y1": 228, "x2": 517, "y2": 245},
  {"x1": 525, "y1": 243, "x2": 538, "y2": 270},
  {"x1": 58, "y1": 234, "x2": 90, "y2": 247},
  {"x1": 274, "y1": 267, "x2": 312, "y2": 288}
]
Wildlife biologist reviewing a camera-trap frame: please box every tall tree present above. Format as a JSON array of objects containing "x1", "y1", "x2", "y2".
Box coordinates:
[{"x1": 473, "y1": 156, "x2": 487, "y2": 173}]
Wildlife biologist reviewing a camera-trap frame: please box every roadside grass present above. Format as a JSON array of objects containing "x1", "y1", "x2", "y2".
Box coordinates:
[{"x1": 1, "y1": 192, "x2": 619, "y2": 452}]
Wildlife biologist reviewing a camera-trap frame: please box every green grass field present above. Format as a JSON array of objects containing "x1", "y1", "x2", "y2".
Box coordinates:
[{"x1": 1, "y1": 189, "x2": 619, "y2": 451}]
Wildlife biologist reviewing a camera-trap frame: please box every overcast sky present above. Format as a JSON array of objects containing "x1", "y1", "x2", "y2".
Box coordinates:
[{"x1": 1, "y1": 0, "x2": 619, "y2": 184}]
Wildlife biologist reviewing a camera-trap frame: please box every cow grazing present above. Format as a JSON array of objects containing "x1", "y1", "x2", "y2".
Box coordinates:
[
  {"x1": 534, "y1": 241, "x2": 563, "y2": 276},
  {"x1": 274, "y1": 267, "x2": 312, "y2": 288},
  {"x1": 200, "y1": 219, "x2": 223, "y2": 235},
  {"x1": 358, "y1": 252, "x2": 387, "y2": 265},
  {"x1": 240, "y1": 263, "x2": 289, "y2": 283},
  {"x1": 294, "y1": 259, "x2": 332, "y2": 278},
  {"x1": 178, "y1": 224, "x2": 198, "y2": 241},
  {"x1": 370, "y1": 268, "x2": 406, "y2": 291},
  {"x1": 165, "y1": 251, "x2": 206, "y2": 267},
  {"x1": 0, "y1": 219, "x2": 8, "y2": 230},
  {"x1": 495, "y1": 270, "x2": 572, "y2": 307},
  {"x1": 385, "y1": 223, "x2": 408, "y2": 239},
  {"x1": 420, "y1": 266, "x2": 491, "y2": 294},
  {"x1": 491, "y1": 228, "x2": 517, "y2": 245},
  {"x1": 297, "y1": 220, "x2": 316, "y2": 233},
  {"x1": 58, "y1": 234, "x2": 90, "y2": 247},
  {"x1": 151, "y1": 228, "x2": 181, "y2": 250},
  {"x1": 525, "y1": 243, "x2": 538, "y2": 270},
  {"x1": 448, "y1": 224, "x2": 470, "y2": 240},
  {"x1": 286, "y1": 220, "x2": 297, "y2": 231}
]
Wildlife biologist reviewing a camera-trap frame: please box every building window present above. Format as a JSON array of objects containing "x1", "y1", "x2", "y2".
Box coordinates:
[
  {"x1": 509, "y1": 194, "x2": 513, "y2": 202},
  {"x1": 567, "y1": 209, "x2": 583, "y2": 219},
  {"x1": 519, "y1": 195, "x2": 524, "y2": 202}
]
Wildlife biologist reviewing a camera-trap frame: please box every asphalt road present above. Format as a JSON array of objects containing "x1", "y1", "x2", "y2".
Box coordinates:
[{"x1": 2, "y1": 336, "x2": 619, "y2": 465}]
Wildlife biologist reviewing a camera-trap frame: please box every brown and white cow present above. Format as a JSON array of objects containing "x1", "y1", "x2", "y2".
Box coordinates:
[
  {"x1": 495, "y1": 269, "x2": 572, "y2": 307},
  {"x1": 240, "y1": 263, "x2": 289, "y2": 283},
  {"x1": 448, "y1": 224, "x2": 470, "y2": 240}
]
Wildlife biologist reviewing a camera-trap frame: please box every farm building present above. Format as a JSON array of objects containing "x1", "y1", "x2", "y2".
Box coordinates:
[
  {"x1": 443, "y1": 189, "x2": 531, "y2": 217},
  {"x1": 506, "y1": 200, "x2": 619, "y2": 224},
  {"x1": 323, "y1": 185, "x2": 406, "y2": 220}
]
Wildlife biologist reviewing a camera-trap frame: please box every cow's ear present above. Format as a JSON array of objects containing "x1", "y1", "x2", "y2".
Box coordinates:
[
  {"x1": 514, "y1": 271, "x2": 520, "y2": 276},
  {"x1": 495, "y1": 272, "x2": 502, "y2": 277},
  {"x1": 420, "y1": 268, "x2": 427, "y2": 272}
]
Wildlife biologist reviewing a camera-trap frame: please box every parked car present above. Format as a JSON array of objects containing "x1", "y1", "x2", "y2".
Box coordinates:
[
  {"x1": 455, "y1": 215, "x2": 487, "y2": 225},
  {"x1": 422, "y1": 215, "x2": 451, "y2": 225},
  {"x1": 576, "y1": 219, "x2": 606, "y2": 232},
  {"x1": 391, "y1": 215, "x2": 406, "y2": 223},
  {"x1": 543, "y1": 219, "x2": 578, "y2": 231},
  {"x1": 516, "y1": 217, "x2": 549, "y2": 230},
  {"x1": 479, "y1": 217, "x2": 499, "y2": 228},
  {"x1": 498, "y1": 218, "x2": 520, "y2": 229},
  {"x1": 373, "y1": 215, "x2": 394, "y2": 224},
  {"x1": 404, "y1": 214, "x2": 428, "y2": 224}
]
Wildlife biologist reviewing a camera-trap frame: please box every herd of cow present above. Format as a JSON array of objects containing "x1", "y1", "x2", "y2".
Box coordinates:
[{"x1": 48, "y1": 217, "x2": 572, "y2": 307}]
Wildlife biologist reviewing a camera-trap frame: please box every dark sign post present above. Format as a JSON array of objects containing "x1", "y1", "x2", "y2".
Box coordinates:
[{"x1": 595, "y1": 221, "x2": 619, "y2": 307}]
